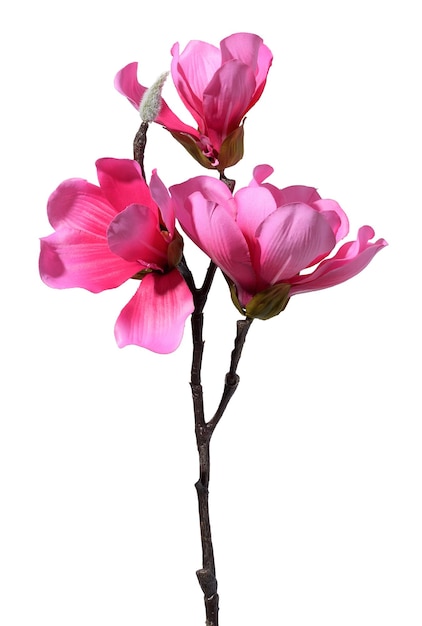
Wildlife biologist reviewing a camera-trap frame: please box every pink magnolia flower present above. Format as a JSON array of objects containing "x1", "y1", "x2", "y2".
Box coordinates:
[
  {"x1": 39, "y1": 158, "x2": 194, "y2": 352},
  {"x1": 170, "y1": 165, "x2": 387, "y2": 319},
  {"x1": 115, "y1": 33, "x2": 272, "y2": 170}
]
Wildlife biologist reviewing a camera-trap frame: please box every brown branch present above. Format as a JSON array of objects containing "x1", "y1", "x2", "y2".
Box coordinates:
[
  {"x1": 133, "y1": 121, "x2": 149, "y2": 179},
  {"x1": 187, "y1": 269, "x2": 252, "y2": 626}
]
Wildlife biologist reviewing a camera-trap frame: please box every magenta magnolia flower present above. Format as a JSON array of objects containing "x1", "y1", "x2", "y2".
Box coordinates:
[
  {"x1": 39, "y1": 158, "x2": 194, "y2": 352},
  {"x1": 170, "y1": 165, "x2": 387, "y2": 319},
  {"x1": 115, "y1": 33, "x2": 272, "y2": 170}
]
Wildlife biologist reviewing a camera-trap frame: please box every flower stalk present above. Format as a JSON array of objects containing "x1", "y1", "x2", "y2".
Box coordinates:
[
  {"x1": 180, "y1": 248, "x2": 253, "y2": 625},
  {"x1": 193, "y1": 315, "x2": 253, "y2": 626},
  {"x1": 133, "y1": 121, "x2": 149, "y2": 180}
]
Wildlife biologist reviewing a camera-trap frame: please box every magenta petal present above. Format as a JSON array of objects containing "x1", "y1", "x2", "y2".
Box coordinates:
[
  {"x1": 149, "y1": 169, "x2": 175, "y2": 236},
  {"x1": 290, "y1": 226, "x2": 388, "y2": 294},
  {"x1": 39, "y1": 229, "x2": 138, "y2": 292},
  {"x1": 248, "y1": 172, "x2": 320, "y2": 209},
  {"x1": 47, "y1": 179, "x2": 116, "y2": 233},
  {"x1": 248, "y1": 165, "x2": 294, "y2": 203},
  {"x1": 114, "y1": 62, "x2": 146, "y2": 110},
  {"x1": 171, "y1": 176, "x2": 255, "y2": 290},
  {"x1": 203, "y1": 61, "x2": 255, "y2": 146},
  {"x1": 184, "y1": 192, "x2": 256, "y2": 292},
  {"x1": 256, "y1": 203, "x2": 336, "y2": 284},
  {"x1": 171, "y1": 176, "x2": 234, "y2": 240},
  {"x1": 311, "y1": 198, "x2": 349, "y2": 241},
  {"x1": 171, "y1": 41, "x2": 221, "y2": 125},
  {"x1": 107, "y1": 204, "x2": 167, "y2": 268},
  {"x1": 220, "y1": 33, "x2": 273, "y2": 109},
  {"x1": 96, "y1": 158, "x2": 154, "y2": 213},
  {"x1": 220, "y1": 32, "x2": 264, "y2": 67},
  {"x1": 251, "y1": 164, "x2": 274, "y2": 185},
  {"x1": 176, "y1": 175, "x2": 234, "y2": 208},
  {"x1": 220, "y1": 33, "x2": 273, "y2": 111},
  {"x1": 115, "y1": 61, "x2": 198, "y2": 135},
  {"x1": 252, "y1": 41, "x2": 273, "y2": 97},
  {"x1": 114, "y1": 271, "x2": 194, "y2": 353},
  {"x1": 277, "y1": 185, "x2": 321, "y2": 206},
  {"x1": 155, "y1": 101, "x2": 199, "y2": 136},
  {"x1": 235, "y1": 186, "x2": 278, "y2": 243}
]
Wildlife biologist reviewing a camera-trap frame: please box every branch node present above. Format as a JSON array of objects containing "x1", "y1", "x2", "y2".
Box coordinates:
[
  {"x1": 196, "y1": 568, "x2": 218, "y2": 598},
  {"x1": 225, "y1": 372, "x2": 240, "y2": 388}
]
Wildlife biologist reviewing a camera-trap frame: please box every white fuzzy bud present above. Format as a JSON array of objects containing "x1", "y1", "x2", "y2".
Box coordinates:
[{"x1": 139, "y1": 71, "x2": 169, "y2": 122}]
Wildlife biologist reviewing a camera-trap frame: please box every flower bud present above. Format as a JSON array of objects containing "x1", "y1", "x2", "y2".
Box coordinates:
[{"x1": 139, "y1": 71, "x2": 169, "y2": 123}]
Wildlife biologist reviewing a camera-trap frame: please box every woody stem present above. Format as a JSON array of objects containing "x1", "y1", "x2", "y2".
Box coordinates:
[
  {"x1": 188, "y1": 264, "x2": 253, "y2": 625},
  {"x1": 133, "y1": 121, "x2": 149, "y2": 179}
]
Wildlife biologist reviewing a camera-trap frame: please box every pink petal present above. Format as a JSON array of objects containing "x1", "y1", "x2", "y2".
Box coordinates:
[
  {"x1": 203, "y1": 60, "x2": 256, "y2": 145},
  {"x1": 114, "y1": 62, "x2": 146, "y2": 110},
  {"x1": 149, "y1": 169, "x2": 175, "y2": 237},
  {"x1": 256, "y1": 203, "x2": 336, "y2": 285},
  {"x1": 39, "y1": 229, "x2": 138, "y2": 292},
  {"x1": 248, "y1": 165, "x2": 291, "y2": 203},
  {"x1": 171, "y1": 175, "x2": 256, "y2": 292},
  {"x1": 107, "y1": 203, "x2": 167, "y2": 268},
  {"x1": 252, "y1": 41, "x2": 273, "y2": 94},
  {"x1": 171, "y1": 41, "x2": 221, "y2": 126},
  {"x1": 250, "y1": 164, "x2": 274, "y2": 185},
  {"x1": 114, "y1": 62, "x2": 198, "y2": 135},
  {"x1": 290, "y1": 226, "x2": 388, "y2": 294},
  {"x1": 114, "y1": 270, "x2": 194, "y2": 353},
  {"x1": 220, "y1": 33, "x2": 273, "y2": 109},
  {"x1": 220, "y1": 33, "x2": 273, "y2": 110},
  {"x1": 311, "y1": 198, "x2": 349, "y2": 241},
  {"x1": 220, "y1": 32, "x2": 264, "y2": 66},
  {"x1": 157, "y1": 104, "x2": 199, "y2": 136},
  {"x1": 47, "y1": 179, "x2": 117, "y2": 233},
  {"x1": 249, "y1": 171, "x2": 321, "y2": 209},
  {"x1": 181, "y1": 191, "x2": 256, "y2": 292},
  {"x1": 276, "y1": 185, "x2": 321, "y2": 206},
  {"x1": 96, "y1": 158, "x2": 154, "y2": 213},
  {"x1": 171, "y1": 175, "x2": 235, "y2": 241},
  {"x1": 235, "y1": 186, "x2": 278, "y2": 244}
]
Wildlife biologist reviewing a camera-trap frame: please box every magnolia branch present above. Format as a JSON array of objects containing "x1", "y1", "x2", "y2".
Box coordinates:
[
  {"x1": 182, "y1": 255, "x2": 252, "y2": 626},
  {"x1": 133, "y1": 121, "x2": 149, "y2": 179}
]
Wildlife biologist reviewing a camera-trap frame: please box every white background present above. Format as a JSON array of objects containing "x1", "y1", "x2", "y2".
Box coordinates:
[{"x1": 1, "y1": 1, "x2": 420, "y2": 624}]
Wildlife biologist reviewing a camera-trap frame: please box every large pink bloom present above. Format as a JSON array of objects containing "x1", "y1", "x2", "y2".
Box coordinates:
[
  {"x1": 170, "y1": 165, "x2": 387, "y2": 318},
  {"x1": 39, "y1": 158, "x2": 194, "y2": 352},
  {"x1": 115, "y1": 33, "x2": 272, "y2": 170}
]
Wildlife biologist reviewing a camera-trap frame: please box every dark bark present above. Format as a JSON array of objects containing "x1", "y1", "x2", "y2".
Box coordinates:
[
  {"x1": 185, "y1": 261, "x2": 253, "y2": 625},
  {"x1": 133, "y1": 120, "x2": 149, "y2": 179}
]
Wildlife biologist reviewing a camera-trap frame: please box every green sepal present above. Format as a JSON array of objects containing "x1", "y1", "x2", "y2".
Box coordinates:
[
  {"x1": 131, "y1": 269, "x2": 153, "y2": 280},
  {"x1": 225, "y1": 274, "x2": 291, "y2": 320},
  {"x1": 218, "y1": 123, "x2": 245, "y2": 171},
  {"x1": 245, "y1": 283, "x2": 291, "y2": 320}
]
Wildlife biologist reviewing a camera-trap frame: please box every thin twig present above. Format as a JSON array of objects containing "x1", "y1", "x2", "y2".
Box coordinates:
[{"x1": 133, "y1": 121, "x2": 149, "y2": 179}]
